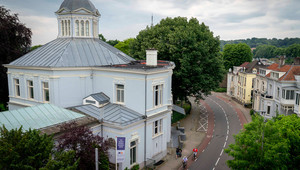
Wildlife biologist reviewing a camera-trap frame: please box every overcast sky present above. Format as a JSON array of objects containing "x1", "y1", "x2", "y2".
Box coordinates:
[{"x1": 1, "y1": 0, "x2": 300, "y2": 46}]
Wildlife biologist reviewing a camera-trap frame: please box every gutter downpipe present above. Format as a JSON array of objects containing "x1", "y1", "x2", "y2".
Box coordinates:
[{"x1": 144, "y1": 74, "x2": 147, "y2": 168}]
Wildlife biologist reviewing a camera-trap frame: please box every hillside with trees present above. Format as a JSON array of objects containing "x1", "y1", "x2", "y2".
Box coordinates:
[{"x1": 220, "y1": 37, "x2": 300, "y2": 50}]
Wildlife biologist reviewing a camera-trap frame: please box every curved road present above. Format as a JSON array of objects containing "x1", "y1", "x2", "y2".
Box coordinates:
[{"x1": 189, "y1": 95, "x2": 242, "y2": 170}]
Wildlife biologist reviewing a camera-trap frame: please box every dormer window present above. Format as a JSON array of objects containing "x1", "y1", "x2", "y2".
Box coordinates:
[{"x1": 271, "y1": 72, "x2": 279, "y2": 79}]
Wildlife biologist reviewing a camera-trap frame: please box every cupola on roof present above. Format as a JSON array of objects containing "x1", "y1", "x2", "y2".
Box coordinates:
[{"x1": 59, "y1": 0, "x2": 97, "y2": 13}]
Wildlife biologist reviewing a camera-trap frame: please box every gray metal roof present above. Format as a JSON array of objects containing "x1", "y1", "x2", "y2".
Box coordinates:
[
  {"x1": 173, "y1": 105, "x2": 185, "y2": 115},
  {"x1": 85, "y1": 92, "x2": 110, "y2": 104},
  {"x1": 9, "y1": 38, "x2": 135, "y2": 67},
  {"x1": 0, "y1": 104, "x2": 85, "y2": 131},
  {"x1": 71, "y1": 104, "x2": 144, "y2": 126},
  {"x1": 59, "y1": 0, "x2": 97, "y2": 13}
]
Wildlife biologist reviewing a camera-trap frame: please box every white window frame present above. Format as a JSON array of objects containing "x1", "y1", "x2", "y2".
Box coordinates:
[
  {"x1": 153, "y1": 119, "x2": 163, "y2": 136},
  {"x1": 153, "y1": 84, "x2": 163, "y2": 107},
  {"x1": 14, "y1": 78, "x2": 20, "y2": 97},
  {"x1": 27, "y1": 80, "x2": 34, "y2": 99},
  {"x1": 116, "y1": 84, "x2": 124, "y2": 103},
  {"x1": 276, "y1": 87, "x2": 280, "y2": 99},
  {"x1": 42, "y1": 82, "x2": 50, "y2": 102},
  {"x1": 130, "y1": 140, "x2": 137, "y2": 165},
  {"x1": 296, "y1": 93, "x2": 300, "y2": 105}
]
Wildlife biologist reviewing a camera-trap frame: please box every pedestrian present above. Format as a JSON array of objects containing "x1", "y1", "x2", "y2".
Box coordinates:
[
  {"x1": 193, "y1": 148, "x2": 198, "y2": 160},
  {"x1": 182, "y1": 156, "x2": 188, "y2": 169},
  {"x1": 176, "y1": 147, "x2": 180, "y2": 158},
  {"x1": 178, "y1": 148, "x2": 182, "y2": 157}
]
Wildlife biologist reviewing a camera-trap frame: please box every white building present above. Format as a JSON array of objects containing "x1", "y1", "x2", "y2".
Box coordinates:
[
  {"x1": 3, "y1": 0, "x2": 175, "y2": 169},
  {"x1": 253, "y1": 61, "x2": 300, "y2": 118}
]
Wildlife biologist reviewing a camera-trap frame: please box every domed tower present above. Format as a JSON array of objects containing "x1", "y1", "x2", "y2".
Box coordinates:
[{"x1": 55, "y1": 0, "x2": 101, "y2": 38}]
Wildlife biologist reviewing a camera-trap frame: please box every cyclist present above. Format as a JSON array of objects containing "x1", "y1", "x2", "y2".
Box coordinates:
[
  {"x1": 182, "y1": 156, "x2": 188, "y2": 169},
  {"x1": 193, "y1": 148, "x2": 198, "y2": 160}
]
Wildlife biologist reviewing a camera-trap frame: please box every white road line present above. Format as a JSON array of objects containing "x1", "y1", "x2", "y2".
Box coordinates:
[
  {"x1": 215, "y1": 157, "x2": 220, "y2": 166},
  {"x1": 208, "y1": 97, "x2": 230, "y2": 170},
  {"x1": 220, "y1": 149, "x2": 224, "y2": 156}
]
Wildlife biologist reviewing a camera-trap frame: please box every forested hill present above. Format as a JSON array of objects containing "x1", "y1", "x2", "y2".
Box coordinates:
[{"x1": 220, "y1": 37, "x2": 300, "y2": 50}]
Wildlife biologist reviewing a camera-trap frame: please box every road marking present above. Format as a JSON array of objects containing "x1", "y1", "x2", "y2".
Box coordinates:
[
  {"x1": 208, "y1": 97, "x2": 230, "y2": 170},
  {"x1": 220, "y1": 149, "x2": 224, "y2": 156},
  {"x1": 215, "y1": 157, "x2": 220, "y2": 166}
]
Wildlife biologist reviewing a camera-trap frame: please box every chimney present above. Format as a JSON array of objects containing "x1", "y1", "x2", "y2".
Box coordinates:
[
  {"x1": 294, "y1": 57, "x2": 300, "y2": 65},
  {"x1": 146, "y1": 49, "x2": 158, "y2": 66},
  {"x1": 279, "y1": 56, "x2": 285, "y2": 68}
]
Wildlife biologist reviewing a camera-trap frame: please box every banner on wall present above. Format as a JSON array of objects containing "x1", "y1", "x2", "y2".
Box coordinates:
[{"x1": 117, "y1": 137, "x2": 126, "y2": 163}]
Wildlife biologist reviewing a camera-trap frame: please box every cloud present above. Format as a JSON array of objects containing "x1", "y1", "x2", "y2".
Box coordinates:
[
  {"x1": 2, "y1": 0, "x2": 300, "y2": 45},
  {"x1": 19, "y1": 15, "x2": 58, "y2": 45}
]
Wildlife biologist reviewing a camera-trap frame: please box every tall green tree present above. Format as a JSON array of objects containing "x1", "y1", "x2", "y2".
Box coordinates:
[
  {"x1": 286, "y1": 44, "x2": 300, "y2": 58},
  {"x1": 0, "y1": 126, "x2": 78, "y2": 169},
  {"x1": 0, "y1": 6, "x2": 32, "y2": 106},
  {"x1": 114, "y1": 38, "x2": 134, "y2": 55},
  {"x1": 130, "y1": 17, "x2": 225, "y2": 100},
  {"x1": 223, "y1": 43, "x2": 252, "y2": 70},
  {"x1": 225, "y1": 114, "x2": 300, "y2": 169},
  {"x1": 0, "y1": 126, "x2": 53, "y2": 169},
  {"x1": 254, "y1": 44, "x2": 277, "y2": 58}
]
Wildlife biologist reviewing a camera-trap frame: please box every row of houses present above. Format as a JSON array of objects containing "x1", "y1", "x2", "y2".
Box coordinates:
[{"x1": 227, "y1": 57, "x2": 300, "y2": 118}]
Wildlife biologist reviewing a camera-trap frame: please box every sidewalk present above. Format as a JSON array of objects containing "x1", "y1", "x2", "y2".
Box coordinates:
[{"x1": 156, "y1": 92, "x2": 252, "y2": 170}]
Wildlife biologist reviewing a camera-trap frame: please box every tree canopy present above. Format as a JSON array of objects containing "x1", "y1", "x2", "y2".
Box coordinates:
[
  {"x1": 129, "y1": 17, "x2": 225, "y2": 100},
  {"x1": 220, "y1": 37, "x2": 300, "y2": 50},
  {"x1": 286, "y1": 44, "x2": 300, "y2": 58},
  {"x1": 114, "y1": 38, "x2": 134, "y2": 55},
  {"x1": 253, "y1": 44, "x2": 277, "y2": 58},
  {"x1": 57, "y1": 122, "x2": 110, "y2": 170},
  {"x1": 0, "y1": 6, "x2": 32, "y2": 105},
  {"x1": 225, "y1": 114, "x2": 300, "y2": 169},
  {"x1": 223, "y1": 43, "x2": 252, "y2": 71},
  {"x1": 0, "y1": 126, "x2": 53, "y2": 169},
  {"x1": 0, "y1": 126, "x2": 78, "y2": 169}
]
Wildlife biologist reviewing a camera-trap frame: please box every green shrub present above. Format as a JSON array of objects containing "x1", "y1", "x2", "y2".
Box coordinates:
[
  {"x1": 172, "y1": 111, "x2": 186, "y2": 124},
  {"x1": 250, "y1": 109, "x2": 254, "y2": 116},
  {"x1": 0, "y1": 103, "x2": 7, "y2": 112},
  {"x1": 214, "y1": 87, "x2": 227, "y2": 92}
]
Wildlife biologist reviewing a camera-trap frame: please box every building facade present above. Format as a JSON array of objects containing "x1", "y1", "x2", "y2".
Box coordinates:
[
  {"x1": 227, "y1": 60, "x2": 266, "y2": 105},
  {"x1": 3, "y1": 0, "x2": 175, "y2": 169}
]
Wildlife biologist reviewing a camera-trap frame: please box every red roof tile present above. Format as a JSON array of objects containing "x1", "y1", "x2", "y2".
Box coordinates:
[
  {"x1": 279, "y1": 66, "x2": 300, "y2": 81},
  {"x1": 276, "y1": 65, "x2": 291, "y2": 72},
  {"x1": 240, "y1": 62, "x2": 249, "y2": 67},
  {"x1": 267, "y1": 63, "x2": 279, "y2": 70}
]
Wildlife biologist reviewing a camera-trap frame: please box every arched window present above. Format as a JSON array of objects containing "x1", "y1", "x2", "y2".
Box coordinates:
[
  {"x1": 64, "y1": 20, "x2": 67, "y2": 36},
  {"x1": 81, "y1": 20, "x2": 84, "y2": 36},
  {"x1": 61, "y1": 21, "x2": 65, "y2": 36},
  {"x1": 75, "y1": 20, "x2": 79, "y2": 36},
  {"x1": 85, "y1": 20, "x2": 89, "y2": 36},
  {"x1": 68, "y1": 20, "x2": 70, "y2": 36}
]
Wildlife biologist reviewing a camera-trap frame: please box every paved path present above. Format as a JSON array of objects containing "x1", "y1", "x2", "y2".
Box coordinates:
[{"x1": 189, "y1": 95, "x2": 244, "y2": 170}]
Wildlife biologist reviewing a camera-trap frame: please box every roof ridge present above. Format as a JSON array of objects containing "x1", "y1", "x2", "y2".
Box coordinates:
[
  {"x1": 281, "y1": 65, "x2": 294, "y2": 81},
  {"x1": 52, "y1": 39, "x2": 72, "y2": 67}
]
